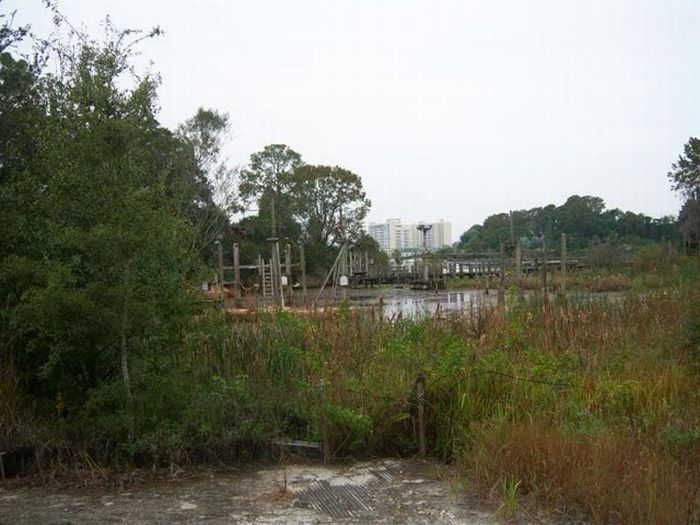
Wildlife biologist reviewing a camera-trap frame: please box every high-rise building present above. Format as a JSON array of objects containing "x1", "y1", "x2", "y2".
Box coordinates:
[{"x1": 367, "y1": 219, "x2": 452, "y2": 254}]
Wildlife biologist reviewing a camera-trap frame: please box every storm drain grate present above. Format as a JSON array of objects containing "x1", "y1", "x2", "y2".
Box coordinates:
[
  {"x1": 294, "y1": 461, "x2": 401, "y2": 519},
  {"x1": 297, "y1": 481, "x2": 373, "y2": 518}
]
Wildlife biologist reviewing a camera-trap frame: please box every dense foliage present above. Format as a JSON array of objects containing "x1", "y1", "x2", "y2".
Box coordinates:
[
  {"x1": 236, "y1": 145, "x2": 378, "y2": 276},
  {"x1": 0, "y1": 17, "x2": 221, "y2": 447},
  {"x1": 458, "y1": 195, "x2": 679, "y2": 252},
  {"x1": 669, "y1": 137, "x2": 700, "y2": 251}
]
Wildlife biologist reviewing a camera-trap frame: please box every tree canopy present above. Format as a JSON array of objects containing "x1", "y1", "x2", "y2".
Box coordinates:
[
  {"x1": 458, "y1": 195, "x2": 678, "y2": 252},
  {"x1": 669, "y1": 137, "x2": 700, "y2": 251},
  {"x1": 236, "y1": 147, "x2": 373, "y2": 275},
  {"x1": 0, "y1": 16, "x2": 227, "y2": 443}
]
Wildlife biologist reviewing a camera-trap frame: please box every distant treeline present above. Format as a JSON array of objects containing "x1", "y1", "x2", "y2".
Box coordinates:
[{"x1": 458, "y1": 195, "x2": 679, "y2": 252}]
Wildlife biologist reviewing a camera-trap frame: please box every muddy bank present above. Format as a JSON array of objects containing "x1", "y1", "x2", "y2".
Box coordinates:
[{"x1": 0, "y1": 458, "x2": 501, "y2": 524}]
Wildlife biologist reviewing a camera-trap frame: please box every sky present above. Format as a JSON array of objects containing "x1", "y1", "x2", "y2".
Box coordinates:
[{"x1": 7, "y1": 0, "x2": 700, "y2": 239}]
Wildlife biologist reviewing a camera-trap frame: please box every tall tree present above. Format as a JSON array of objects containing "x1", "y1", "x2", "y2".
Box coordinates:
[
  {"x1": 0, "y1": 20, "x2": 208, "y2": 441},
  {"x1": 292, "y1": 164, "x2": 370, "y2": 246},
  {"x1": 668, "y1": 137, "x2": 700, "y2": 200},
  {"x1": 177, "y1": 108, "x2": 237, "y2": 262},
  {"x1": 239, "y1": 144, "x2": 303, "y2": 238},
  {"x1": 669, "y1": 138, "x2": 700, "y2": 251}
]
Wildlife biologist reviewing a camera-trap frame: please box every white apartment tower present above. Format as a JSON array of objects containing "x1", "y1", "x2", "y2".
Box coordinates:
[{"x1": 368, "y1": 219, "x2": 452, "y2": 254}]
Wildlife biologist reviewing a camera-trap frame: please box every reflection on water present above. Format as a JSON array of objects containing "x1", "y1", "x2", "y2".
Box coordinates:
[
  {"x1": 350, "y1": 289, "x2": 498, "y2": 319},
  {"x1": 347, "y1": 288, "x2": 625, "y2": 319}
]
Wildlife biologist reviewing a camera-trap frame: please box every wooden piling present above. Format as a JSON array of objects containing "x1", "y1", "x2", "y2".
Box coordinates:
[
  {"x1": 275, "y1": 242, "x2": 284, "y2": 308},
  {"x1": 560, "y1": 233, "x2": 567, "y2": 295},
  {"x1": 300, "y1": 243, "x2": 308, "y2": 307},
  {"x1": 498, "y1": 242, "x2": 505, "y2": 308},
  {"x1": 233, "y1": 243, "x2": 241, "y2": 306},
  {"x1": 285, "y1": 243, "x2": 293, "y2": 306},
  {"x1": 216, "y1": 240, "x2": 225, "y2": 304}
]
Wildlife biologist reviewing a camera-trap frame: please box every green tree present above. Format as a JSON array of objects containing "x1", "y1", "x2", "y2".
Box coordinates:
[
  {"x1": 292, "y1": 164, "x2": 370, "y2": 246},
  {"x1": 668, "y1": 137, "x2": 700, "y2": 200},
  {"x1": 0, "y1": 20, "x2": 207, "y2": 444},
  {"x1": 177, "y1": 108, "x2": 237, "y2": 264},
  {"x1": 239, "y1": 144, "x2": 303, "y2": 238},
  {"x1": 669, "y1": 138, "x2": 700, "y2": 251}
]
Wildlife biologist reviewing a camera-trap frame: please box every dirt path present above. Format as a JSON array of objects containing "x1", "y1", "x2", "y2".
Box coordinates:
[{"x1": 0, "y1": 459, "x2": 501, "y2": 524}]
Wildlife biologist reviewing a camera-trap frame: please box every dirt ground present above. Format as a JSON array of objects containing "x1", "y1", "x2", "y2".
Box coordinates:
[{"x1": 0, "y1": 458, "x2": 502, "y2": 525}]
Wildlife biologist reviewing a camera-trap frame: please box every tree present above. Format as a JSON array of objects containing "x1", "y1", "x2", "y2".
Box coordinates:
[
  {"x1": 291, "y1": 164, "x2": 370, "y2": 246},
  {"x1": 668, "y1": 137, "x2": 700, "y2": 200},
  {"x1": 0, "y1": 19, "x2": 209, "y2": 443},
  {"x1": 678, "y1": 197, "x2": 700, "y2": 252},
  {"x1": 177, "y1": 107, "x2": 238, "y2": 216},
  {"x1": 177, "y1": 108, "x2": 237, "y2": 264},
  {"x1": 353, "y1": 232, "x2": 389, "y2": 273},
  {"x1": 239, "y1": 144, "x2": 303, "y2": 238},
  {"x1": 669, "y1": 138, "x2": 700, "y2": 252}
]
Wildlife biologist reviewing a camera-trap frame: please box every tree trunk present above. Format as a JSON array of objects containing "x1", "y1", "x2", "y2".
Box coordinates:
[{"x1": 121, "y1": 268, "x2": 135, "y2": 442}]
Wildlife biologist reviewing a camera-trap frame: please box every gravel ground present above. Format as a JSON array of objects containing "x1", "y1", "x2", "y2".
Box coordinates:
[{"x1": 0, "y1": 458, "x2": 502, "y2": 525}]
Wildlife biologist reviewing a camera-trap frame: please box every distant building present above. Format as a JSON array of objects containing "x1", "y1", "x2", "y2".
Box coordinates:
[{"x1": 367, "y1": 219, "x2": 452, "y2": 254}]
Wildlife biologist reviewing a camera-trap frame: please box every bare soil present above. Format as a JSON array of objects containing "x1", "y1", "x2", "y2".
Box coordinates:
[{"x1": 0, "y1": 458, "x2": 502, "y2": 524}]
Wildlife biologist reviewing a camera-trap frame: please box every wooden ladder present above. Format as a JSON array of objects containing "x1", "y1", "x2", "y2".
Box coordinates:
[{"x1": 261, "y1": 260, "x2": 274, "y2": 300}]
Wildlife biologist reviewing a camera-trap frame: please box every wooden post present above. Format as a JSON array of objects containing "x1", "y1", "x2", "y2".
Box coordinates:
[
  {"x1": 498, "y1": 242, "x2": 505, "y2": 308},
  {"x1": 270, "y1": 249, "x2": 277, "y2": 304},
  {"x1": 216, "y1": 240, "x2": 225, "y2": 304},
  {"x1": 257, "y1": 254, "x2": 263, "y2": 303},
  {"x1": 320, "y1": 379, "x2": 330, "y2": 464},
  {"x1": 416, "y1": 373, "x2": 426, "y2": 458},
  {"x1": 542, "y1": 237, "x2": 548, "y2": 320},
  {"x1": 299, "y1": 243, "x2": 308, "y2": 307},
  {"x1": 275, "y1": 242, "x2": 285, "y2": 308},
  {"x1": 560, "y1": 233, "x2": 567, "y2": 295},
  {"x1": 285, "y1": 243, "x2": 293, "y2": 306},
  {"x1": 233, "y1": 243, "x2": 241, "y2": 306},
  {"x1": 515, "y1": 244, "x2": 522, "y2": 275},
  {"x1": 542, "y1": 239, "x2": 548, "y2": 295}
]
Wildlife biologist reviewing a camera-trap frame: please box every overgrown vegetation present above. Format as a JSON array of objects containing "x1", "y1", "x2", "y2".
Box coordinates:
[
  {"x1": 3, "y1": 5, "x2": 700, "y2": 524},
  {"x1": 5, "y1": 255, "x2": 700, "y2": 523}
]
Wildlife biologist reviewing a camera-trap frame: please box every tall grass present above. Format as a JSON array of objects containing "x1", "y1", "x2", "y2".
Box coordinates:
[
  {"x1": 179, "y1": 268, "x2": 700, "y2": 523},
  {"x1": 7, "y1": 258, "x2": 700, "y2": 522}
]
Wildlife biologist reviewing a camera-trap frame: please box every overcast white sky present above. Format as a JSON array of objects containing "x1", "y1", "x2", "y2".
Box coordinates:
[{"x1": 8, "y1": 0, "x2": 700, "y2": 238}]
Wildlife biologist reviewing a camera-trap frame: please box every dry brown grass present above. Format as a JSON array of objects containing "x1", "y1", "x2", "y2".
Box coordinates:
[{"x1": 464, "y1": 421, "x2": 700, "y2": 524}]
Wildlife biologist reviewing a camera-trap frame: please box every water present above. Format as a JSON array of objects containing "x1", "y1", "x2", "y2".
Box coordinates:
[
  {"x1": 347, "y1": 288, "x2": 498, "y2": 319},
  {"x1": 340, "y1": 287, "x2": 625, "y2": 319}
]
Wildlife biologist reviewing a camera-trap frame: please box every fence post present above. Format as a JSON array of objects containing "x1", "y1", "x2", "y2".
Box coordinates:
[
  {"x1": 233, "y1": 242, "x2": 241, "y2": 307},
  {"x1": 560, "y1": 233, "x2": 567, "y2": 295},
  {"x1": 320, "y1": 379, "x2": 330, "y2": 464},
  {"x1": 416, "y1": 372, "x2": 426, "y2": 458},
  {"x1": 216, "y1": 240, "x2": 225, "y2": 305}
]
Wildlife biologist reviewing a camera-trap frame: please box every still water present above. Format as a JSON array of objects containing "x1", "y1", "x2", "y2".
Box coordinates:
[
  {"x1": 337, "y1": 287, "x2": 624, "y2": 319},
  {"x1": 347, "y1": 288, "x2": 497, "y2": 319}
]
